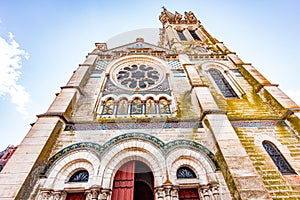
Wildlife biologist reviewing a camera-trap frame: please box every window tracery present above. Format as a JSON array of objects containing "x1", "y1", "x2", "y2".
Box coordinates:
[
  {"x1": 263, "y1": 141, "x2": 296, "y2": 175},
  {"x1": 208, "y1": 68, "x2": 238, "y2": 98},
  {"x1": 115, "y1": 64, "x2": 162, "y2": 90},
  {"x1": 68, "y1": 170, "x2": 89, "y2": 182},
  {"x1": 177, "y1": 167, "x2": 197, "y2": 179}
]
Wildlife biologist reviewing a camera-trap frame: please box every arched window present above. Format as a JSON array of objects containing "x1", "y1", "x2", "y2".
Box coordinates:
[
  {"x1": 68, "y1": 170, "x2": 89, "y2": 182},
  {"x1": 102, "y1": 98, "x2": 115, "y2": 115},
  {"x1": 177, "y1": 30, "x2": 187, "y2": 41},
  {"x1": 145, "y1": 98, "x2": 156, "y2": 114},
  {"x1": 208, "y1": 68, "x2": 238, "y2": 98},
  {"x1": 117, "y1": 98, "x2": 129, "y2": 115},
  {"x1": 158, "y1": 98, "x2": 171, "y2": 114},
  {"x1": 189, "y1": 30, "x2": 201, "y2": 41},
  {"x1": 263, "y1": 141, "x2": 296, "y2": 175},
  {"x1": 177, "y1": 167, "x2": 197, "y2": 179},
  {"x1": 131, "y1": 98, "x2": 143, "y2": 115}
]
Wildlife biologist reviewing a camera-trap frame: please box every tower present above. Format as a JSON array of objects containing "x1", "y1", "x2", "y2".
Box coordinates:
[{"x1": 0, "y1": 8, "x2": 300, "y2": 199}]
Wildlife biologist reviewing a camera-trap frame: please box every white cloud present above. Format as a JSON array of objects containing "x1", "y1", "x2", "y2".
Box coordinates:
[
  {"x1": 0, "y1": 32, "x2": 30, "y2": 115},
  {"x1": 286, "y1": 89, "x2": 300, "y2": 106}
]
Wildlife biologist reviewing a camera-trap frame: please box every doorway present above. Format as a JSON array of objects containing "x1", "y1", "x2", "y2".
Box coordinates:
[{"x1": 111, "y1": 160, "x2": 154, "y2": 200}]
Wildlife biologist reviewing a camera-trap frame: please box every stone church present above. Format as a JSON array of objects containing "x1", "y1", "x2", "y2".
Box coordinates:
[{"x1": 1, "y1": 8, "x2": 300, "y2": 200}]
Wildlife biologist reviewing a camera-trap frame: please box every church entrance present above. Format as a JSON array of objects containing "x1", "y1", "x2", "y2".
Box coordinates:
[{"x1": 111, "y1": 160, "x2": 154, "y2": 200}]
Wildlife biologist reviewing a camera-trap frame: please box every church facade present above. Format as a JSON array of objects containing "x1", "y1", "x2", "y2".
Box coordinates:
[{"x1": 1, "y1": 9, "x2": 300, "y2": 200}]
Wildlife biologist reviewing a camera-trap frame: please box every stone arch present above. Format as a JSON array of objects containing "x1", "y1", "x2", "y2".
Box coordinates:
[
  {"x1": 157, "y1": 94, "x2": 172, "y2": 101},
  {"x1": 166, "y1": 147, "x2": 217, "y2": 185},
  {"x1": 42, "y1": 150, "x2": 101, "y2": 190},
  {"x1": 104, "y1": 55, "x2": 171, "y2": 75},
  {"x1": 201, "y1": 61, "x2": 231, "y2": 72},
  {"x1": 100, "y1": 139, "x2": 166, "y2": 188}
]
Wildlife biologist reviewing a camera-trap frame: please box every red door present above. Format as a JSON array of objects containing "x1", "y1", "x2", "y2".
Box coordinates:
[
  {"x1": 111, "y1": 161, "x2": 135, "y2": 200},
  {"x1": 179, "y1": 189, "x2": 200, "y2": 200},
  {"x1": 66, "y1": 193, "x2": 85, "y2": 200}
]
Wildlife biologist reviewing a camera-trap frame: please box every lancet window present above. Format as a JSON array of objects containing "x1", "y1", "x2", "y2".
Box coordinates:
[
  {"x1": 189, "y1": 30, "x2": 201, "y2": 40},
  {"x1": 208, "y1": 68, "x2": 238, "y2": 98},
  {"x1": 263, "y1": 141, "x2": 296, "y2": 175},
  {"x1": 177, "y1": 30, "x2": 187, "y2": 41}
]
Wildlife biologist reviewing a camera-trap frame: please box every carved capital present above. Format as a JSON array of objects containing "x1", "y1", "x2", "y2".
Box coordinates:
[{"x1": 99, "y1": 188, "x2": 111, "y2": 200}]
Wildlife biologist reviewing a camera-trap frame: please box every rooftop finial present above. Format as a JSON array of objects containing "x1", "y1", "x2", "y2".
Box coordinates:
[{"x1": 162, "y1": 6, "x2": 167, "y2": 11}]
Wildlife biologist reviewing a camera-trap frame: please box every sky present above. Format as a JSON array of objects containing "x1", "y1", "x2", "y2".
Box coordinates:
[{"x1": 0, "y1": 0, "x2": 299, "y2": 150}]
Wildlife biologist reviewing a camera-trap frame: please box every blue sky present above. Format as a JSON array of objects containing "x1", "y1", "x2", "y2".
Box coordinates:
[{"x1": 0, "y1": 0, "x2": 300, "y2": 150}]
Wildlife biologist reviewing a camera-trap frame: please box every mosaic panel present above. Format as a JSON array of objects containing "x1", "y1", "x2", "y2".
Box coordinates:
[
  {"x1": 41, "y1": 132, "x2": 217, "y2": 175},
  {"x1": 231, "y1": 120, "x2": 286, "y2": 128},
  {"x1": 64, "y1": 121, "x2": 203, "y2": 131}
]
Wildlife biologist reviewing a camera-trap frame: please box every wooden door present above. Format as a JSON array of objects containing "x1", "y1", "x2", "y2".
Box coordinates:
[
  {"x1": 66, "y1": 193, "x2": 85, "y2": 200},
  {"x1": 111, "y1": 161, "x2": 135, "y2": 200},
  {"x1": 178, "y1": 188, "x2": 200, "y2": 200}
]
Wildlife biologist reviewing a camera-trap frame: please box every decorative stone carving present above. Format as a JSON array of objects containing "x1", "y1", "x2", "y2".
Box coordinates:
[
  {"x1": 52, "y1": 191, "x2": 62, "y2": 200},
  {"x1": 38, "y1": 190, "x2": 51, "y2": 200},
  {"x1": 99, "y1": 189, "x2": 111, "y2": 200},
  {"x1": 184, "y1": 11, "x2": 197, "y2": 23},
  {"x1": 174, "y1": 12, "x2": 182, "y2": 23}
]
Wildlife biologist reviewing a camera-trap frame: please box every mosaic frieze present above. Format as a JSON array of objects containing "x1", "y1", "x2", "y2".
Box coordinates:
[
  {"x1": 231, "y1": 120, "x2": 286, "y2": 128},
  {"x1": 64, "y1": 121, "x2": 203, "y2": 131},
  {"x1": 41, "y1": 132, "x2": 217, "y2": 175}
]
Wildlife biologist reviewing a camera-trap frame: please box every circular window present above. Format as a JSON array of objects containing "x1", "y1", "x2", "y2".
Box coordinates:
[{"x1": 111, "y1": 58, "x2": 165, "y2": 91}]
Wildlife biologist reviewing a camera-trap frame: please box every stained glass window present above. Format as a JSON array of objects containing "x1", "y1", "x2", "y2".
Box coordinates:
[
  {"x1": 177, "y1": 30, "x2": 187, "y2": 41},
  {"x1": 208, "y1": 69, "x2": 238, "y2": 98},
  {"x1": 131, "y1": 98, "x2": 143, "y2": 115},
  {"x1": 189, "y1": 30, "x2": 201, "y2": 40},
  {"x1": 69, "y1": 170, "x2": 89, "y2": 182},
  {"x1": 158, "y1": 98, "x2": 171, "y2": 114},
  {"x1": 117, "y1": 99, "x2": 128, "y2": 115},
  {"x1": 146, "y1": 98, "x2": 156, "y2": 114},
  {"x1": 116, "y1": 64, "x2": 161, "y2": 90},
  {"x1": 263, "y1": 141, "x2": 296, "y2": 175},
  {"x1": 102, "y1": 98, "x2": 115, "y2": 115},
  {"x1": 177, "y1": 167, "x2": 197, "y2": 179}
]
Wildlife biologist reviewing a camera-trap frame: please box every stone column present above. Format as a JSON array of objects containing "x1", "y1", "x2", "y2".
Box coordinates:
[
  {"x1": 52, "y1": 191, "x2": 65, "y2": 200},
  {"x1": 155, "y1": 185, "x2": 179, "y2": 200},
  {"x1": 210, "y1": 183, "x2": 220, "y2": 200},
  {"x1": 85, "y1": 187, "x2": 100, "y2": 200},
  {"x1": 155, "y1": 187, "x2": 165, "y2": 200},
  {"x1": 170, "y1": 186, "x2": 179, "y2": 200}
]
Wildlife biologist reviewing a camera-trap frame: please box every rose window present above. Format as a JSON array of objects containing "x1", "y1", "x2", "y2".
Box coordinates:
[{"x1": 114, "y1": 64, "x2": 163, "y2": 90}]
